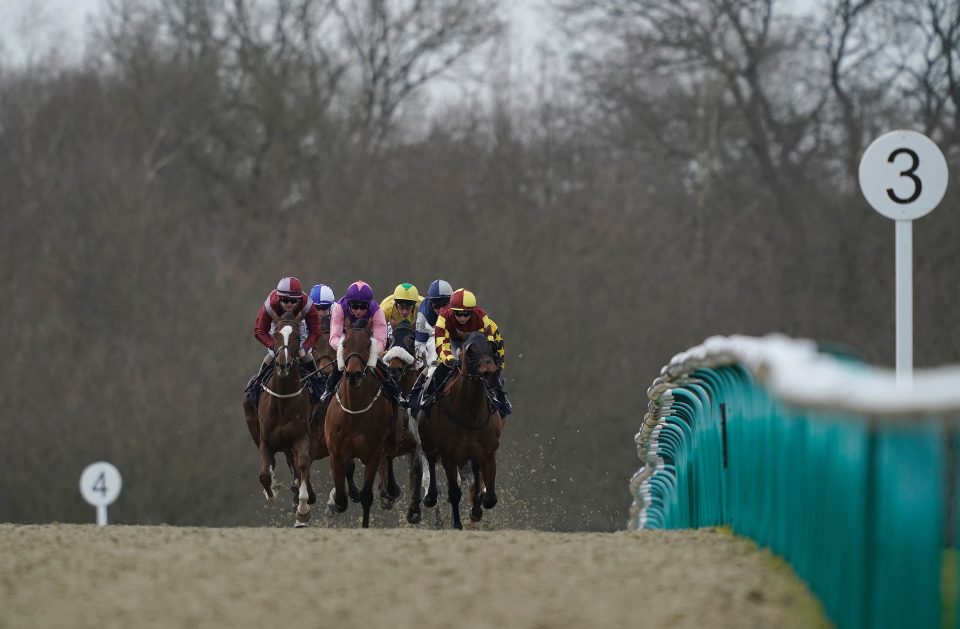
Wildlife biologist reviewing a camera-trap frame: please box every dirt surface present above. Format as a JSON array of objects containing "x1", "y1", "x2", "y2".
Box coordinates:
[{"x1": 0, "y1": 524, "x2": 828, "y2": 629}]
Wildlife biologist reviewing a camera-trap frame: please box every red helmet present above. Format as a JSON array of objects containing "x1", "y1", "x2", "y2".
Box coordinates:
[{"x1": 276, "y1": 276, "x2": 302, "y2": 297}]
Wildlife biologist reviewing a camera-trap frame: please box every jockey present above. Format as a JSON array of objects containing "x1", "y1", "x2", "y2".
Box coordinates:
[
  {"x1": 381, "y1": 283, "x2": 423, "y2": 346},
  {"x1": 410, "y1": 288, "x2": 512, "y2": 417},
  {"x1": 415, "y1": 279, "x2": 453, "y2": 370},
  {"x1": 309, "y1": 283, "x2": 336, "y2": 323},
  {"x1": 319, "y1": 280, "x2": 405, "y2": 408},
  {"x1": 247, "y1": 276, "x2": 324, "y2": 404}
]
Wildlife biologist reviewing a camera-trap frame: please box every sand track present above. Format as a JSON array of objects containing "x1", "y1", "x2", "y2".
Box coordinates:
[{"x1": 0, "y1": 524, "x2": 827, "y2": 628}]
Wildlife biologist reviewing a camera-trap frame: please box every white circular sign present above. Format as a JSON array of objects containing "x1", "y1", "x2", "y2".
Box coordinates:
[
  {"x1": 859, "y1": 130, "x2": 948, "y2": 220},
  {"x1": 80, "y1": 462, "x2": 122, "y2": 507}
]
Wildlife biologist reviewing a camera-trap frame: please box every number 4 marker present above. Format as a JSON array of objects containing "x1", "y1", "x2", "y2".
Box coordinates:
[{"x1": 80, "y1": 462, "x2": 122, "y2": 526}]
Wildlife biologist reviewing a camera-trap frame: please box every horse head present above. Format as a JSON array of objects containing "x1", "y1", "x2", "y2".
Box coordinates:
[
  {"x1": 461, "y1": 331, "x2": 498, "y2": 385},
  {"x1": 386, "y1": 325, "x2": 417, "y2": 380},
  {"x1": 312, "y1": 316, "x2": 337, "y2": 376},
  {"x1": 342, "y1": 317, "x2": 375, "y2": 385},
  {"x1": 272, "y1": 311, "x2": 303, "y2": 377}
]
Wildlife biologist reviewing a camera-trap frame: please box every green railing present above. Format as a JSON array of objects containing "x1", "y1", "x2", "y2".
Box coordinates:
[{"x1": 629, "y1": 335, "x2": 960, "y2": 629}]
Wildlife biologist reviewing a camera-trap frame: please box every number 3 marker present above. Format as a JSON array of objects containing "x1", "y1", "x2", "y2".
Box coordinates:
[
  {"x1": 859, "y1": 130, "x2": 949, "y2": 391},
  {"x1": 859, "y1": 130, "x2": 947, "y2": 220}
]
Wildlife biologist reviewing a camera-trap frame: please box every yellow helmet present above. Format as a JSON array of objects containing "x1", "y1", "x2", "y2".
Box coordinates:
[{"x1": 392, "y1": 283, "x2": 420, "y2": 303}]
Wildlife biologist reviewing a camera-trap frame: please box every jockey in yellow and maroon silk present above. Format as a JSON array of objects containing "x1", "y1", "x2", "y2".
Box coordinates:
[{"x1": 409, "y1": 288, "x2": 511, "y2": 417}]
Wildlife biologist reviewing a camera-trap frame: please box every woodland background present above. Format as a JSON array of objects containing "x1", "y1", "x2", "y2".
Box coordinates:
[{"x1": 2, "y1": 0, "x2": 960, "y2": 530}]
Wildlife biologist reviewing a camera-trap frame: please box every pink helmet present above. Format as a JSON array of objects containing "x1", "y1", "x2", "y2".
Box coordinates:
[{"x1": 276, "y1": 276, "x2": 303, "y2": 297}]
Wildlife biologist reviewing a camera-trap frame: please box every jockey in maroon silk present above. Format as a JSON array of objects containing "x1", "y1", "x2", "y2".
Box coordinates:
[
  {"x1": 254, "y1": 276, "x2": 322, "y2": 352},
  {"x1": 247, "y1": 276, "x2": 324, "y2": 403}
]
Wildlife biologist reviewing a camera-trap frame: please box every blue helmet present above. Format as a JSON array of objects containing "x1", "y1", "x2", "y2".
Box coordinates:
[
  {"x1": 309, "y1": 283, "x2": 335, "y2": 306},
  {"x1": 427, "y1": 279, "x2": 453, "y2": 303}
]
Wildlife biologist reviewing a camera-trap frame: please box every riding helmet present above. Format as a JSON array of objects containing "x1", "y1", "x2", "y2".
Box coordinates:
[
  {"x1": 427, "y1": 279, "x2": 453, "y2": 302},
  {"x1": 345, "y1": 280, "x2": 374, "y2": 303},
  {"x1": 276, "y1": 276, "x2": 302, "y2": 297},
  {"x1": 310, "y1": 283, "x2": 336, "y2": 306},
  {"x1": 392, "y1": 283, "x2": 420, "y2": 302},
  {"x1": 449, "y1": 288, "x2": 477, "y2": 310}
]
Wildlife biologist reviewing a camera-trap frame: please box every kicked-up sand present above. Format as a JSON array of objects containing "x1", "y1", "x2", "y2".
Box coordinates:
[{"x1": 0, "y1": 523, "x2": 828, "y2": 629}]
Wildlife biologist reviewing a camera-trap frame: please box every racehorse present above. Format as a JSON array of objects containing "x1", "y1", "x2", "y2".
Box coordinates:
[
  {"x1": 380, "y1": 325, "x2": 427, "y2": 521},
  {"x1": 416, "y1": 331, "x2": 503, "y2": 529},
  {"x1": 324, "y1": 318, "x2": 395, "y2": 528},
  {"x1": 255, "y1": 312, "x2": 316, "y2": 527}
]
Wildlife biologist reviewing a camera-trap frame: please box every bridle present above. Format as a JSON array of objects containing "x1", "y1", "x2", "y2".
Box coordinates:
[
  {"x1": 336, "y1": 327, "x2": 383, "y2": 415},
  {"x1": 265, "y1": 319, "x2": 306, "y2": 399}
]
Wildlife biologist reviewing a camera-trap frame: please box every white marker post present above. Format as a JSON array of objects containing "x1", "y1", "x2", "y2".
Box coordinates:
[
  {"x1": 859, "y1": 130, "x2": 948, "y2": 391},
  {"x1": 80, "y1": 462, "x2": 122, "y2": 526}
]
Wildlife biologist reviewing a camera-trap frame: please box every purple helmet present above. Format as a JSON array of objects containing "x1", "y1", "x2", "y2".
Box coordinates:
[{"x1": 345, "y1": 281, "x2": 374, "y2": 303}]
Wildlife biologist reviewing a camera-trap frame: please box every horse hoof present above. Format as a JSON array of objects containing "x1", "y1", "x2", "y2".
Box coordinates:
[
  {"x1": 406, "y1": 508, "x2": 421, "y2": 525},
  {"x1": 307, "y1": 494, "x2": 317, "y2": 505},
  {"x1": 483, "y1": 492, "x2": 498, "y2": 509},
  {"x1": 388, "y1": 485, "x2": 402, "y2": 500},
  {"x1": 349, "y1": 488, "x2": 361, "y2": 503},
  {"x1": 470, "y1": 507, "x2": 483, "y2": 522},
  {"x1": 379, "y1": 496, "x2": 395, "y2": 511},
  {"x1": 423, "y1": 494, "x2": 437, "y2": 509},
  {"x1": 294, "y1": 520, "x2": 309, "y2": 528}
]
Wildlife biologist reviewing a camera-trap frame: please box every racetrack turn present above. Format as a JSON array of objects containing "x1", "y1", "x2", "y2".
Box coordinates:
[{"x1": 0, "y1": 524, "x2": 828, "y2": 628}]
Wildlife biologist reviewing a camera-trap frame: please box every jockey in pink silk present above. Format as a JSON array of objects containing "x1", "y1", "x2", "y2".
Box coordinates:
[{"x1": 319, "y1": 280, "x2": 404, "y2": 408}]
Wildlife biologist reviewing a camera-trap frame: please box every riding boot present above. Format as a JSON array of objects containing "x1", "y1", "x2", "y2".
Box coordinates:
[
  {"x1": 300, "y1": 356, "x2": 322, "y2": 404},
  {"x1": 375, "y1": 361, "x2": 405, "y2": 407},
  {"x1": 491, "y1": 372, "x2": 512, "y2": 417},
  {"x1": 245, "y1": 358, "x2": 274, "y2": 406},
  {"x1": 421, "y1": 361, "x2": 452, "y2": 413},
  {"x1": 407, "y1": 371, "x2": 428, "y2": 416},
  {"x1": 319, "y1": 366, "x2": 342, "y2": 414}
]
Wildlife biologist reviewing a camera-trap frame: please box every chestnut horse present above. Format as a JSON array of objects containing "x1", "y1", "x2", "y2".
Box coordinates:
[
  {"x1": 324, "y1": 319, "x2": 395, "y2": 528},
  {"x1": 255, "y1": 312, "x2": 316, "y2": 527},
  {"x1": 416, "y1": 332, "x2": 503, "y2": 529},
  {"x1": 380, "y1": 325, "x2": 427, "y2": 521}
]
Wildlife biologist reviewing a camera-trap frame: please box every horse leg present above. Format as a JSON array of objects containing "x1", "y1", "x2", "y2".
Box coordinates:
[
  {"x1": 377, "y1": 458, "x2": 395, "y2": 511},
  {"x1": 258, "y1": 444, "x2": 276, "y2": 501},
  {"x1": 360, "y1": 451, "x2": 383, "y2": 529},
  {"x1": 294, "y1": 442, "x2": 312, "y2": 527},
  {"x1": 440, "y1": 455, "x2": 463, "y2": 530},
  {"x1": 327, "y1": 455, "x2": 349, "y2": 515},
  {"x1": 469, "y1": 460, "x2": 483, "y2": 523},
  {"x1": 345, "y1": 459, "x2": 361, "y2": 503},
  {"x1": 284, "y1": 451, "x2": 298, "y2": 507},
  {"x1": 406, "y1": 450, "x2": 423, "y2": 525},
  {"x1": 243, "y1": 398, "x2": 260, "y2": 447},
  {"x1": 423, "y1": 455, "x2": 439, "y2": 508},
  {"x1": 482, "y1": 452, "x2": 498, "y2": 510}
]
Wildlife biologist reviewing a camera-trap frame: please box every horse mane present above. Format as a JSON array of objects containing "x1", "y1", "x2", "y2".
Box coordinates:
[
  {"x1": 351, "y1": 317, "x2": 370, "y2": 330},
  {"x1": 280, "y1": 311, "x2": 298, "y2": 321},
  {"x1": 320, "y1": 314, "x2": 331, "y2": 333}
]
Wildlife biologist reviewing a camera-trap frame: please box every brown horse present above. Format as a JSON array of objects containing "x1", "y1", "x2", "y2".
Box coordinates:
[
  {"x1": 417, "y1": 332, "x2": 503, "y2": 529},
  {"x1": 324, "y1": 319, "x2": 395, "y2": 528},
  {"x1": 380, "y1": 325, "x2": 426, "y2": 520},
  {"x1": 255, "y1": 312, "x2": 316, "y2": 527}
]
